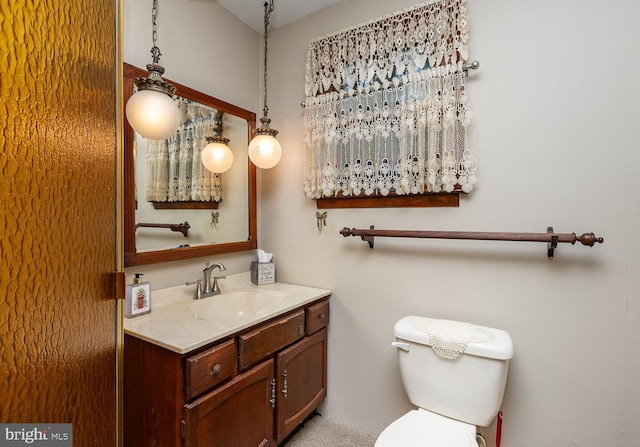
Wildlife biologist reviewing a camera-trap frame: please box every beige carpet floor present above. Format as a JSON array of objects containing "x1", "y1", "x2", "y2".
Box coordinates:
[{"x1": 284, "y1": 415, "x2": 377, "y2": 447}]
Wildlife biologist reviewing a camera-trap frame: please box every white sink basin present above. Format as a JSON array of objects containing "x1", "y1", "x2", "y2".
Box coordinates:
[{"x1": 184, "y1": 289, "x2": 290, "y2": 321}]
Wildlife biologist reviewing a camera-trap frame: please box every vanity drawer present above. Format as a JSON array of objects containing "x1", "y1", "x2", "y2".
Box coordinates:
[
  {"x1": 239, "y1": 310, "x2": 305, "y2": 371},
  {"x1": 185, "y1": 339, "x2": 237, "y2": 400},
  {"x1": 306, "y1": 300, "x2": 329, "y2": 335}
]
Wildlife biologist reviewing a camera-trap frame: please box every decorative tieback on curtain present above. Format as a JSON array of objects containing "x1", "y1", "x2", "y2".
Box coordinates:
[
  {"x1": 303, "y1": 0, "x2": 477, "y2": 200},
  {"x1": 146, "y1": 97, "x2": 222, "y2": 203}
]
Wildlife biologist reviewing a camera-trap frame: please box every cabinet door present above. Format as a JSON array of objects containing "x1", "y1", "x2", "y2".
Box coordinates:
[
  {"x1": 184, "y1": 359, "x2": 275, "y2": 447},
  {"x1": 275, "y1": 328, "x2": 328, "y2": 444}
]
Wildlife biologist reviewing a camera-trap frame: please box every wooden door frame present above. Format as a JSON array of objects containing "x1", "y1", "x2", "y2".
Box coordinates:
[{"x1": 116, "y1": 0, "x2": 125, "y2": 446}]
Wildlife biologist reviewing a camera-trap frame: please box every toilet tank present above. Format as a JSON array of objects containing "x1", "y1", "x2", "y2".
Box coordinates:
[{"x1": 393, "y1": 316, "x2": 513, "y2": 427}]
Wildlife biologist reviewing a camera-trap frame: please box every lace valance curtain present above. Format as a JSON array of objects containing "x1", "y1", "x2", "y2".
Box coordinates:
[
  {"x1": 145, "y1": 97, "x2": 222, "y2": 203},
  {"x1": 303, "y1": 0, "x2": 476, "y2": 200}
]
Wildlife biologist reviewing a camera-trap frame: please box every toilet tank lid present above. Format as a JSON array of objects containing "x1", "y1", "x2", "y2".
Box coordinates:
[{"x1": 394, "y1": 316, "x2": 514, "y2": 360}]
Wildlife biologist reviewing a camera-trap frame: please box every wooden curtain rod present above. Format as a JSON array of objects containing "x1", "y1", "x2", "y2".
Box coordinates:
[
  {"x1": 340, "y1": 225, "x2": 604, "y2": 257},
  {"x1": 136, "y1": 221, "x2": 190, "y2": 237}
]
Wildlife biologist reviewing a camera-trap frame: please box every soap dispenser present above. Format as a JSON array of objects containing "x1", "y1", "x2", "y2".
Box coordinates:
[{"x1": 125, "y1": 273, "x2": 151, "y2": 318}]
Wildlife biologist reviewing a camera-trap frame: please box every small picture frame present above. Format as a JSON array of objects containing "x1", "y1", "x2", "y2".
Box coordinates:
[{"x1": 125, "y1": 283, "x2": 151, "y2": 318}]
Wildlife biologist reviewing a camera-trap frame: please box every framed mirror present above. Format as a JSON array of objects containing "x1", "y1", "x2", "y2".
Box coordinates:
[{"x1": 124, "y1": 63, "x2": 257, "y2": 266}]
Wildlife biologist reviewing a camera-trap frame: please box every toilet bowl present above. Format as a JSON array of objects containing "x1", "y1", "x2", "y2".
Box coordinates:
[
  {"x1": 375, "y1": 316, "x2": 513, "y2": 447},
  {"x1": 375, "y1": 409, "x2": 477, "y2": 447}
]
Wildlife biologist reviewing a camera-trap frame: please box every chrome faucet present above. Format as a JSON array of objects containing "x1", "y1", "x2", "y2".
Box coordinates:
[
  {"x1": 203, "y1": 262, "x2": 226, "y2": 295},
  {"x1": 186, "y1": 262, "x2": 227, "y2": 299}
]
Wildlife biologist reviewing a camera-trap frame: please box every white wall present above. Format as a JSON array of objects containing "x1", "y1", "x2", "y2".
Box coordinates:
[
  {"x1": 262, "y1": 0, "x2": 640, "y2": 446},
  {"x1": 123, "y1": 0, "x2": 261, "y2": 286}
]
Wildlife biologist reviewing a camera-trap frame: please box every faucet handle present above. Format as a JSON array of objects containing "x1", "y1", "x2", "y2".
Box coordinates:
[
  {"x1": 212, "y1": 275, "x2": 226, "y2": 295},
  {"x1": 186, "y1": 280, "x2": 203, "y2": 300}
]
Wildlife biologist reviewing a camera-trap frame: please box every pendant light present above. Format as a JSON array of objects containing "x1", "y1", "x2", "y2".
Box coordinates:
[
  {"x1": 201, "y1": 111, "x2": 234, "y2": 173},
  {"x1": 125, "y1": 0, "x2": 181, "y2": 141},
  {"x1": 248, "y1": 0, "x2": 282, "y2": 169}
]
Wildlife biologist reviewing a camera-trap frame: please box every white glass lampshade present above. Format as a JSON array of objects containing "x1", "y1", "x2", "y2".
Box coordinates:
[
  {"x1": 201, "y1": 142, "x2": 234, "y2": 173},
  {"x1": 126, "y1": 89, "x2": 181, "y2": 140},
  {"x1": 248, "y1": 134, "x2": 282, "y2": 169}
]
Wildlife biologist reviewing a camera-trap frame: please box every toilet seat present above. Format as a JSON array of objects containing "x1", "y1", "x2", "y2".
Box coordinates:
[{"x1": 375, "y1": 409, "x2": 477, "y2": 447}]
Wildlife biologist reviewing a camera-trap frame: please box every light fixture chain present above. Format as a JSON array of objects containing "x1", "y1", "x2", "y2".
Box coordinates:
[
  {"x1": 151, "y1": 0, "x2": 161, "y2": 63},
  {"x1": 152, "y1": 0, "x2": 158, "y2": 46},
  {"x1": 262, "y1": 0, "x2": 274, "y2": 119}
]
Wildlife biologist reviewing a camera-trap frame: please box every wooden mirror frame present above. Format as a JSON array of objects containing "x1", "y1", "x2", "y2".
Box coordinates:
[{"x1": 123, "y1": 63, "x2": 257, "y2": 266}]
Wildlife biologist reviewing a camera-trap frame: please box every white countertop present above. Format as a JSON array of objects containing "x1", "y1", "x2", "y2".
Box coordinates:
[{"x1": 124, "y1": 272, "x2": 331, "y2": 354}]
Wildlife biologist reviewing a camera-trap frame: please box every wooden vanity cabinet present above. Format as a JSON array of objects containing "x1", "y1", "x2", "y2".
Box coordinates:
[{"x1": 124, "y1": 297, "x2": 329, "y2": 447}]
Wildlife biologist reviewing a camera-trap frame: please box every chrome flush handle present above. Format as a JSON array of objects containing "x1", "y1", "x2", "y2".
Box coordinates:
[{"x1": 391, "y1": 341, "x2": 410, "y2": 352}]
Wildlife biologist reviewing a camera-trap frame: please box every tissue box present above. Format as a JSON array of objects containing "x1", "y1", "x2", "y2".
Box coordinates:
[{"x1": 251, "y1": 262, "x2": 275, "y2": 285}]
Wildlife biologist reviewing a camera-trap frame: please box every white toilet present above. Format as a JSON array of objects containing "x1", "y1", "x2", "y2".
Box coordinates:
[{"x1": 375, "y1": 316, "x2": 514, "y2": 447}]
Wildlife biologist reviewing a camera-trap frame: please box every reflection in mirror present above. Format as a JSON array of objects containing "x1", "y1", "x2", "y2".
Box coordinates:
[
  {"x1": 141, "y1": 97, "x2": 225, "y2": 207},
  {"x1": 135, "y1": 111, "x2": 248, "y2": 252},
  {"x1": 124, "y1": 63, "x2": 257, "y2": 266}
]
